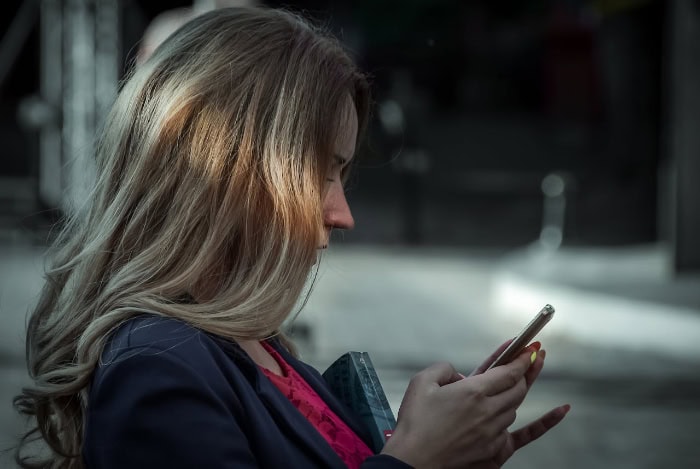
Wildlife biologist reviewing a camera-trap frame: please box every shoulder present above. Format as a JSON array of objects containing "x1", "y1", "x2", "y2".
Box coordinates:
[
  {"x1": 85, "y1": 315, "x2": 260, "y2": 467},
  {"x1": 93, "y1": 314, "x2": 254, "y2": 394},
  {"x1": 101, "y1": 314, "x2": 205, "y2": 360}
]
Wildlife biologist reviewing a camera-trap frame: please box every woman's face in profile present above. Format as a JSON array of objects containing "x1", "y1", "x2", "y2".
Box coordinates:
[{"x1": 319, "y1": 99, "x2": 358, "y2": 249}]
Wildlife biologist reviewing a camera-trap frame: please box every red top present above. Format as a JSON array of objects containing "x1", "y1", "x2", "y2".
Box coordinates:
[{"x1": 259, "y1": 341, "x2": 374, "y2": 468}]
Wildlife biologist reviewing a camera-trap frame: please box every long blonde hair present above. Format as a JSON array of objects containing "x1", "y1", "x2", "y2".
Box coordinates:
[{"x1": 14, "y1": 7, "x2": 370, "y2": 468}]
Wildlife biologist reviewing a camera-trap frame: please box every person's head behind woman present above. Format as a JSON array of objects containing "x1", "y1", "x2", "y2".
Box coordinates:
[{"x1": 14, "y1": 7, "x2": 369, "y2": 467}]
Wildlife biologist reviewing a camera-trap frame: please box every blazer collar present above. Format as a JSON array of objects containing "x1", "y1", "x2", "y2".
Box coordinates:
[
  {"x1": 213, "y1": 336, "x2": 374, "y2": 466},
  {"x1": 271, "y1": 341, "x2": 377, "y2": 451}
]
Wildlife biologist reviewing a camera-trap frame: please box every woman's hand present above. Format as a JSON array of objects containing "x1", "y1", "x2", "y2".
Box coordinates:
[
  {"x1": 381, "y1": 346, "x2": 543, "y2": 468},
  {"x1": 469, "y1": 344, "x2": 571, "y2": 468},
  {"x1": 471, "y1": 401, "x2": 570, "y2": 469}
]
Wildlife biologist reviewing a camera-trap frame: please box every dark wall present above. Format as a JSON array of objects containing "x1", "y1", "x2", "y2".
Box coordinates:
[{"x1": 0, "y1": 0, "x2": 667, "y2": 247}]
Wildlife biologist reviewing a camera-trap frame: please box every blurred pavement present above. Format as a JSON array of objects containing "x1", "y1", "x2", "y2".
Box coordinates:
[
  {"x1": 298, "y1": 243, "x2": 700, "y2": 468},
  {"x1": 2, "y1": 240, "x2": 700, "y2": 468}
]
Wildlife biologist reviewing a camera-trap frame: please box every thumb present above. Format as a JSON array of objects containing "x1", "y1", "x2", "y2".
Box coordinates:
[{"x1": 416, "y1": 362, "x2": 463, "y2": 387}]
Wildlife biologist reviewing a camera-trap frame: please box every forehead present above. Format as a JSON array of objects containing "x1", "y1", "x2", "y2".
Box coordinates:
[{"x1": 333, "y1": 96, "x2": 358, "y2": 159}]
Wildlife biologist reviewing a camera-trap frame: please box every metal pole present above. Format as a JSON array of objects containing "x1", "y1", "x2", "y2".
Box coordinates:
[
  {"x1": 63, "y1": 0, "x2": 96, "y2": 213},
  {"x1": 38, "y1": 0, "x2": 63, "y2": 208},
  {"x1": 668, "y1": 0, "x2": 700, "y2": 272},
  {"x1": 95, "y1": 0, "x2": 120, "y2": 126}
]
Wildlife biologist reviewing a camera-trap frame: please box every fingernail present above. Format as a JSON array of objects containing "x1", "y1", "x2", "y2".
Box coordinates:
[
  {"x1": 530, "y1": 351, "x2": 537, "y2": 364},
  {"x1": 530, "y1": 341, "x2": 542, "y2": 351},
  {"x1": 458, "y1": 373, "x2": 467, "y2": 380}
]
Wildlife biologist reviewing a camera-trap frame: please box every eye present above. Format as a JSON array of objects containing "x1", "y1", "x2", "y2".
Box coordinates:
[
  {"x1": 326, "y1": 155, "x2": 347, "y2": 183},
  {"x1": 334, "y1": 154, "x2": 349, "y2": 168}
]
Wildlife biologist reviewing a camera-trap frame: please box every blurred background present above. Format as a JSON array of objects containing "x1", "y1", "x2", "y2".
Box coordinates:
[{"x1": 1, "y1": 0, "x2": 699, "y2": 467}]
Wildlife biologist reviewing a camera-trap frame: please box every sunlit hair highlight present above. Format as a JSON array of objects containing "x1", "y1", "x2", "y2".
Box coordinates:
[{"x1": 13, "y1": 7, "x2": 369, "y2": 468}]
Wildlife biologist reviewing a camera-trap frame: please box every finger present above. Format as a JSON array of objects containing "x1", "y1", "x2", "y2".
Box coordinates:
[
  {"x1": 415, "y1": 361, "x2": 463, "y2": 387},
  {"x1": 524, "y1": 349, "x2": 546, "y2": 390},
  {"x1": 489, "y1": 407, "x2": 518, "y2": 435},
  {"x1": 469, "y1": 462, "x2": 500, "y2": 469},
  {"x1": 511, "y1": 404, "x2": 571, "y2": 450},
  {"x1": 482, "y1": 430, "x2": 510, "y2": 461},
  {"x1": 462, "y1": 430, "x2": 509, "y2": 466},
  {"x1": 470, "y1": 339, "x2": 513, "y2": 376},
  {"x1": 472, "y1": 346, "x2": 537, "y2": 396},
  {"x1": 485, "y1": 375, "x2": 528, "y2": 415}
]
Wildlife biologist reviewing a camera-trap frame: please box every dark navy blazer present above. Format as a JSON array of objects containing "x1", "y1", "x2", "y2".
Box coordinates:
[{"x1": 83, "y1": 315, "x2": 411, "y2": 468}]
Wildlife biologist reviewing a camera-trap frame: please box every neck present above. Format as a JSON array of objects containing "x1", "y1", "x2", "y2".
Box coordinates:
[{"x1": 238, "y1": 339, "x2": 284, "y2": 376}]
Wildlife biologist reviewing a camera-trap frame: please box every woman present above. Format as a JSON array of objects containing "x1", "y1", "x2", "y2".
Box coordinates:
[{"x1": 14, "y1": 7, "x2": 568, "y2": 468}]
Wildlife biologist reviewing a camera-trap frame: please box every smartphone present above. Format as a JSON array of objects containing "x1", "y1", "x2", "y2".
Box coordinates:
[{"x1": 486, "y1": 304, "x2": 555, "y2": 370}]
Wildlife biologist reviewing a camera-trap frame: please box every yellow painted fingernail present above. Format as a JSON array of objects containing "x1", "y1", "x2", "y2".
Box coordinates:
[{"x1": 530, "y1": 351, "x2": 537, "y2": 364}]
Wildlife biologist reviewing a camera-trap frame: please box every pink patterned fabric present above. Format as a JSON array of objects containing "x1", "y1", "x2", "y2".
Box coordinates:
[{"x1": 260, "y1": 341, "x2": 374, "y2": 468}]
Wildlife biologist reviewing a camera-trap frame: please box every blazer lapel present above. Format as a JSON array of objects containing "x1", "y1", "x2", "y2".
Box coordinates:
[
  {"x1": 213, "y1": 335, "x2": 377, "y2": 462},
  {"x1": 252, "y1": 367, "x2": 349, "y2": 468},
  {"x1": 273, "y1": 343, "x2": 378, "y2": 452}
]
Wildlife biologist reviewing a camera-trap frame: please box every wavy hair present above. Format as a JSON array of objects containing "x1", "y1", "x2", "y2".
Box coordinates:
[{"x1": 13, "y1": 7, "x2": 370, "y2": 468}]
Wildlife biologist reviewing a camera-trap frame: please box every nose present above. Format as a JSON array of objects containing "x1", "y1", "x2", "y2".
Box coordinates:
[{"x1": 323, "y1": 184, "x2": 355, "y2": 231}]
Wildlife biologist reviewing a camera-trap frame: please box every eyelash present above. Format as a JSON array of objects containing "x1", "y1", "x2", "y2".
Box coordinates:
[{"x1": 326, "y1": 162, "x2": 346, "y2": 183}]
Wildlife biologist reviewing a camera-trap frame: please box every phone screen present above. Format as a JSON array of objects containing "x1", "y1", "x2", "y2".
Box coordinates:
[{"x1": 486, "y1": 304, "x2": 555, "y2": 370}]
